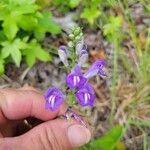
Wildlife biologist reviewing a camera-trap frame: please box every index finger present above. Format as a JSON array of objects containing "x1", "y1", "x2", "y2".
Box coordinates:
[{"x1": 0, "y1": 88, "x2": 67, "y2": 124}]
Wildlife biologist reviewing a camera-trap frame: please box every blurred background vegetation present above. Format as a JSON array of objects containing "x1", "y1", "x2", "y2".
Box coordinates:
[{"x1": 0, "y1": 0, "x2": 150, "y2": 150}]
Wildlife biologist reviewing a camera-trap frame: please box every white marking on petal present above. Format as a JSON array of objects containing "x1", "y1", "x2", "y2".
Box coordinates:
[
  {"x1": 73, "y1": 76, "x2": 76, "y2": 86},
  {"x1": 48, "y1": 95, "x2": 56, "y2": 108},
  {"x1": 84, "y1": 93, "x2": 90, "y2": 104},
  {"x1": 76, "y1": 76, "x2": 80, "y2": 83},
  {"x1": 73, "y1": 76, "x2": 80, "y2": 86}
]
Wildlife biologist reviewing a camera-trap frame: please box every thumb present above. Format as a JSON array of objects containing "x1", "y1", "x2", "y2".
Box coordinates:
[{"x1": 1, "y1": 119, "x2": 91, "y2": 150}]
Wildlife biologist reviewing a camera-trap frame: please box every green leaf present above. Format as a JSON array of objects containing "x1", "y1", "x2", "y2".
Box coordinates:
[
  {"x1": 1, "y1": 0, "x2": 39, "y2": 40},
  {"x1": 1, "y1": 39, "x2": 22, "y2": 67},
  {"x1": 23, "y1": 40, "x2": 51, "y2": 67},
  {"x1": 0, "y1": 1, "x2": 7, "y2": 21},
  {"x1": 11, "y1": 3, "x2": 38, "y2": 16},
  {"x1": 0, "y1": 55, "x2": 4, "y2": 75},
  {"x1": 34, "y1": 11, "x2": 61, "y2": 40},
  {"x1": 25, "y1": 51, "x2": 36, "y2": 67},
  {"x1": 69, "y1": 0, "x2": 81, "y2": 8},
  {"x1": 93, "y1": 125, "x2": 123, "y2": 150},
  {"x1": 36, "y1": 48, "x2": 51, "y2": 61},
  {"x1": 103, "y1": 16, "x2": 122, "y2": 37},
  {"x1": 17, "y1": 15, "x2": 38, "y2": 31},
  {"x1": 0, "y1": 31, "x2": 6, "y2": 43},
  {"x1": 2, "y1": 16, "x2": 19, "y2": 40},
  {"x1": 81, "y1": 8, "x2": 101, "y2": 25},
  {"x1": 11, "y1": 45, "x2": 22, "y2": 67},
  {"x1": 77, "y1": 125, "x2": 123, "y2": 150},
  {"x1": 67, "y1": 91, "x2": 76, "y2": 106},
  {"x1": 36, "y1": 0, "x2": 51, "y2": 8}
]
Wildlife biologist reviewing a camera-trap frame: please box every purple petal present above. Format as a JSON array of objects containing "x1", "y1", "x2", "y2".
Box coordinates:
[
  {"x1": 66, "y1": 65, "x2": 87, "y2": 89},
  {"x1": 84, "y1": 59, "x2": 106, "y2": 78},
  {"x1": 73, "y1": 65, "x2": 82, "y2": 74},
  {"x1": 99, "y1": 69, "x2": 107, "y2": 76},
  {"x1": 44, "y1": 87, "x2": 65, "y2": 111},
  {"x1": 76, "y1": 83, "x2": 96, "y2": 107},
  {"x1": 66, "y1": 73, "x2": 87, "y2": 89}
]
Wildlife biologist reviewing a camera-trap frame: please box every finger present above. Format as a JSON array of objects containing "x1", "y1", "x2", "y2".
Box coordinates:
[
  {"x1": 0, "y1": 88, "x2": 67, "y2": 123},
  {"x1": 1, "y1": 119, "x2": 91, "y2": 150}
]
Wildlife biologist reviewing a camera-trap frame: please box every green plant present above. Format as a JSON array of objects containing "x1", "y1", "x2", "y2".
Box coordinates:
[
  {"x1": 102, "y1": 0, "x2": 150, "y2": 149},
  {"x1": 52, "y1": 0, "x2": 81, "y2": 14},
  {"x1": 0, "y1": 0, "x2": 61, "y2": 75},
  {"x1": 80, "y1": 0, "x2": 101, "y2": 25},
  {"x1": 76, "y1": 125, "x2": 124, "y2": 150},
  {"x1": 52, "y1": 0, "x2": 101, "y2": 26}
]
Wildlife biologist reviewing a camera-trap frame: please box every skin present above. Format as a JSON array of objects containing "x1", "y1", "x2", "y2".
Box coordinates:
[{"x1": 0, "y1": 87, "x2": 91, "y2": 150}]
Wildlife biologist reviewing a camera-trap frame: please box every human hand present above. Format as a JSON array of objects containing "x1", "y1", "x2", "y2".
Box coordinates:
[{"x1": 0, "y1": 87, "x2": 91, "y2": 150}]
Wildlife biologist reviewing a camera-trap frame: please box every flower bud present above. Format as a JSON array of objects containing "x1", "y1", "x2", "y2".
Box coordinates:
[
  {"x1": 58, "y1": 46, "x2": 68, "y2": 66},
  {"x1": 78, "y1": 48, "x2": 88, "y2": 66},
  {"x1": 76, "y1": 38, "x2": 84, "y2": 55},
  {"x1": 74, "y1": 27, "x2": 81, "y2": 35},
  {"x1": 84, "y1": 59, "x2": 106, "y2": 79},
  {"x1": 68, "y1": 41, "x2": 74, "y2": 48},
  {"x1": 69, "y1": 34, "x2": 74, "y2": 39}
]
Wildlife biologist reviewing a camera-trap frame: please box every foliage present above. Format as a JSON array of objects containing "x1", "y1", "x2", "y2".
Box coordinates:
[
  {"x1": 52, "y1": 0, "x2": 81, "y2": 13},
  {"x1": 0, "y1": 0, "x2": 61, "y2": 75},
  {"x1": 102, "y1": 1, "x2": 150, "y2": 149},
  {"x1": 80, "y1": 0, "x2": 101, "y2": 25},
  {"x1": 76, "y1": 125, "x2": 123, "y2": 150},
  {"x1": 51, "y1": 0, "x2": 101, "y2": 25}
]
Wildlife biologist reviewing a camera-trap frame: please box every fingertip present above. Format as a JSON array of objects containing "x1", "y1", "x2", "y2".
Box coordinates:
[{"x1": 0, "y1": 88, "x2": 68, "y2": 122}]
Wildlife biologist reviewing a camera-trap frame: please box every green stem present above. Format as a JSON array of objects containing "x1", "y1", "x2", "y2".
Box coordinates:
[{"x1": 110, "y1": 36, "x2": 119, "y2": 123}]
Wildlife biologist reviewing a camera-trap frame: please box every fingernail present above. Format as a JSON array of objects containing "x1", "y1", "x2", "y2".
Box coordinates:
[{"x1": 67, "y1": 124, "x2": 91, "y2": 147}]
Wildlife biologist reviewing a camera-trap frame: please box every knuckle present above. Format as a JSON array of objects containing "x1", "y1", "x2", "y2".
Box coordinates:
[{"x1": 39, "y1": 125, "x2": 61, "y2": 150}]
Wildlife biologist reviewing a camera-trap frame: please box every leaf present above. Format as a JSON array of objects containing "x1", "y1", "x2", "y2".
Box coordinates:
[
  {"x1": 0, "y1": 31, "x2": 6, "y2": 43},
  {"x1": 36, "y1": 48, "x2": 51, "y2": 61},
  {"x1": 116, "y1": 142, "x2": 126, "y2": 150},
  {"x1": 69, "y1": 0, "x2": 81, "y2": 8},
  {"x1": 17, "y1": 15, "x2": 38, "y2": 31},
  {"x1": 25, "y1": 51, "x2": 36, "y2": 67},
  {"x1": 77, "y1": 125, "x2": 123, "y2": 150},
  {"x1": 103, "y1": 16, "x2": 122, "y2": 36},
  {"x1": 11, "y1": 3, "x2": 39, "y2": 16},
  {"x1": 34, "y1": 11, "x2": 61, "y2": 40},
  {"x1": 2, "y1": 16, "x2": 19, "y2": 40},
  {"x1": 11, "y1": 45, "x2": 22, "y2": 67},
  {"x1": 81, "y1": 8, "x2": 101, "y2": 25},
  {"x1": 23, "y1": 40, "x2": 51, "y2": 67},
  {"x1": 1, "y1": 39, "x2": 22, "y2": 67},
  {"x1": 67, "y1": 92, "x2": 76, "y2": 106},
  {"x1": 0, "y1": 1, "x2": 7, "y2": 21},
  {"x1": 36, "y1": 0, "x2": 52, "y2": 8},
  {"x1": 9, "y1": 0, "x2": 38, "y2": 15},
  {"x1": 0, "y1": 56, "x2": 4, "y2": 75},
  {"x1": 93, "y1": 125, "x2": 123, "y2": 150}
]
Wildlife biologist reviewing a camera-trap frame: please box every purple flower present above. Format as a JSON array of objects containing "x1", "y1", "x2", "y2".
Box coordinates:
[
  {"x1": 76, "y1": 83, "x2": 96, "y2": 106},
  {"x1": 78, "y1": 45, "x2": 88, "y2": 66},
  {"x1": 66, "y1": 65, "x2": 87, "y2": 89},
  {"x1": 45, "y1": 87, "x2": 65, "y2": 111},
  {"x1": 84, "y1": 59, "x2": 106, "y2": 79},
  {"x1": 58, "y1": 46, "x2": 68, "y2": 66}
]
